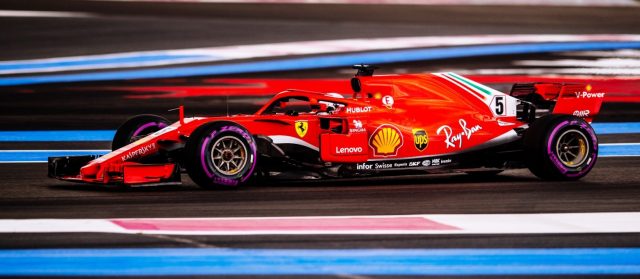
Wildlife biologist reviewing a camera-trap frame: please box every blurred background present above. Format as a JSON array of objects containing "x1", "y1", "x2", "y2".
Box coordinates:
[
  {"x1": 1, "y1": 1, "x2": 640, "y2": 277},
  {"x1": 1, "y1": 0, "x2": 639, "y2": 129}
]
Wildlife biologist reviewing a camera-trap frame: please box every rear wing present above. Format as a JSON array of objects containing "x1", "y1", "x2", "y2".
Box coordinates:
[{"x1": 510, "y1": 83, "x2": 604, "y2": 123}]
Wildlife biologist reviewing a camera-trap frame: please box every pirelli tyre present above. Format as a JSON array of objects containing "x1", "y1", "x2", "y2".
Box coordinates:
[
  {"x1": 524, "y1": 114, "x2": 598, "y2": 180},
  {"x1": 184, "y1": 122, "x2": 257, "y2": 189},
  {"x1": 112, "y1": 115, "x2": 170, "y2": 151}
]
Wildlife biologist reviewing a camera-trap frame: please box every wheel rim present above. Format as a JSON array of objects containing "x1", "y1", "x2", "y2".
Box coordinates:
[
  {"x1": 555, "y1": 129, "x2": 589, "y2": 167},
  {"x1": 210, "y1": 136, "x2": 248, "y2": 176}
]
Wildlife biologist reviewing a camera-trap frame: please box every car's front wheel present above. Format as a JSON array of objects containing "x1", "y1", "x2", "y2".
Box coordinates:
[
  {"x1": 524, "y1": 115, "x2": 598, "y2": 180},
  {"x1": 112, "y1": 114, "x2": 170, "y2": 151},
  {"x1": 184, "y1": 123, "x2": 257, "y2": 189}
]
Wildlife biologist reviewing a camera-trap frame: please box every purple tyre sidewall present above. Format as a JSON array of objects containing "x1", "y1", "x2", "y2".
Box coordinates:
[
  {"x1": 131, "y1": 122, "x2": 168, "y2": 138},
  {"x1": 199, "y1": 125, "x2": 257, "y2": 187},
  {"x1": 546, "y1": 119, "x2": 598, "y2": 178}
]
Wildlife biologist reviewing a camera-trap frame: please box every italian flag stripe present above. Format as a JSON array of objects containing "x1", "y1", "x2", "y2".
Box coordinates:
[
  {"x1": 438, "y1": 73, "x2": 486, "y2": 101},
  {"x1": 447, "y1": 72, "x2": 493, "y2": 96}
]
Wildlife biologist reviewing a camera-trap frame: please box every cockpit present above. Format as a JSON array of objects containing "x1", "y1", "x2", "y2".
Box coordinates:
[{"x1": 260, "y1": 95, "x2": 345, "y2": 116}]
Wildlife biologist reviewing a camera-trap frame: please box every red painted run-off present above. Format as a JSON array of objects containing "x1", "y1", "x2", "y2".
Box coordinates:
[{"x1": 111, "y1": 217, "x2": 459, "y2": 231}]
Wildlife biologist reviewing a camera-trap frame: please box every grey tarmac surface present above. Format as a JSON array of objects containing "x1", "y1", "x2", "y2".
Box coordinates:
[
  {"x1": 0, "y1": 156, "x2": 639, "y2": 250},
  {"x1": 2, "y1": 157, "x2": 640, "y2": 219}
]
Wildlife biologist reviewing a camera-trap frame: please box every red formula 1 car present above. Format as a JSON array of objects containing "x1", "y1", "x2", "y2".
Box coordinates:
[{"x1": 48, "y1": 66, "x2": 604, "y2": 188}]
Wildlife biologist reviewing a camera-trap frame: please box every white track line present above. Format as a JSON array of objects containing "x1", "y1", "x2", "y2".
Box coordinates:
[
  {"x1": 0, "y1": 10, "x2": 94, "y2": 18},
  {"x1": 560, "y1": 49, "x2": 640, "y2": 58},
  {"x1": 2, "y1": 34, "x2": 640, "y2": 75},
  {"x1": 459, "y1": 68, "x2": 640, "y2": 76},
  {"x1": 2, "y1": 212, "x2": 640, "y2": 235},
  {"x1": 95, "y1": 0, "x2": 640, "y2": 7},
  {"x1": 515, "y1": 58, "x2": 640, "y2": 68}
]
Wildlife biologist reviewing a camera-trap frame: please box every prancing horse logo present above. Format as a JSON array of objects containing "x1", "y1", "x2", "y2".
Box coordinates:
[{"x1": 295, "y1": 120, "x2": 308, "y2": 138}]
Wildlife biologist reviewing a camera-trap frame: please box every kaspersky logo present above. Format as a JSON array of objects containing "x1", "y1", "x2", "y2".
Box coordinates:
[
  {"x1": 369, "y1": 124, "x2": 403, "y2": 156},
  {"x1": 412, "y1": 128, "x2": 429, "y2": 151}
]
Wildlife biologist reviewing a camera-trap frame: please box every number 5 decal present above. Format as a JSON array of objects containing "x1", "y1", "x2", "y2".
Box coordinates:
[{"x1": 492, "y1": 95, "x2": 506, "y2": 116}]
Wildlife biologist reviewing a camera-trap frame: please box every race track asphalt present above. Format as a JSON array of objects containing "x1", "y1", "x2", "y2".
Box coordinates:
[
  {"x1": 0, "y1": 2, "x2": 639, "y2": 278},
  {"x1": 1, "y1": 155, "x2": 640, "y2": 250}
]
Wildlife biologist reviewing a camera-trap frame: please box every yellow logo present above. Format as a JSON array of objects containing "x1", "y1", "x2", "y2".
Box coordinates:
[
  {"x1": 369, "y1": 124, "x2": 403, "y2": 156},
  {"x1": 412, "y1": 128, "x2": 429, "y2": 151},
  {"x1": 295, "y1": 120, "x2": 308, "y2": 138}
]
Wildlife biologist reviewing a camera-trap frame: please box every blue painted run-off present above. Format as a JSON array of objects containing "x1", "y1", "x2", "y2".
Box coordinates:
[
  {"x1": 0, "y1": 143, "x2": 637, "y2": 162},
  {"x1": 599, "y1": 143, "x2": 640, "y2": 157},
  {"x1": 1, "y1": 41, "x2": 640, "y2": 86},
  {"x1": 0, "y1": 248, "x2": 639, "y2": 276},
  {"x1": 0, "y1": 122, "x2": 638, "y2": 142},
  {"x1": 0, "y1": 54, "x2": 209, "y2": 71},
  {"x1": 591, "y1": 122, "x2": 640, "y2": 134},
  {"x1": 0, "y1": 130, "x2": 115, "y2": 142},
  {"x1": 0, "y1": 150, "x2": 109, "y2": 162}
]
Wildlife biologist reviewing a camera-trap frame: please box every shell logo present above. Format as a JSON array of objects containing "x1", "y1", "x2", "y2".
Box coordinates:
[{"x1": 369, "y1": 124, "x2": 403, "y2": 156}]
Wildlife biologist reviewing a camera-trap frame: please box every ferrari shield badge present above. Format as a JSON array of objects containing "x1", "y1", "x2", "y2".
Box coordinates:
[{"x1": 295, "y1": 120, "x2": 308, "y2": 138}]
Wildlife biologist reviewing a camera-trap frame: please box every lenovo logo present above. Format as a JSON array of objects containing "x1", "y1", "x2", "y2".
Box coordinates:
[{"x1": 335, "y1": 146, "x2": 364, "y2": 154}]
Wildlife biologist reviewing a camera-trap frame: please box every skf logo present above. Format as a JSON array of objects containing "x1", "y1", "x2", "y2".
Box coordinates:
[
  {"x1": 295, "y1": 120, "x2": 308, "y2": 138},
  {"x1": 369, "y1": 124, "x2": 403, "y2": 156},
  {"x1": 412, "y1": 128, "x2": 429, "y2": 151}
]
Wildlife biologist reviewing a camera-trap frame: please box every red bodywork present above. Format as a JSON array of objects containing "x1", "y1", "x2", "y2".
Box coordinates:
[{"x1": 51, "y1": 72, "x2": 604, "y2": 186}]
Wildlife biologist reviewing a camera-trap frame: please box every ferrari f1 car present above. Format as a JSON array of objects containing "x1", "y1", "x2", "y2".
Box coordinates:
[{"x1": 48, "y1": 66, "x2": 604, "y2": 188}]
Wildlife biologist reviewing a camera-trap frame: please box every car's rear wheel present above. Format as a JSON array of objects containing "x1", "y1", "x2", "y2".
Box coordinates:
[
  {"x1": 112, "y1": 115, "x2": 170, "y2": 151},
  {"x1": 524, "y1": 115, "x2": 598, "y2": 180},
  {"x1": 184, "y1": 122, "x2": 257, "y2": 189}
]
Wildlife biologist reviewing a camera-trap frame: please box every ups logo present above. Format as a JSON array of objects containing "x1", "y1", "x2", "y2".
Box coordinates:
[{"x1": 412, "y1": 128, "x2": 429, "y2": 151}]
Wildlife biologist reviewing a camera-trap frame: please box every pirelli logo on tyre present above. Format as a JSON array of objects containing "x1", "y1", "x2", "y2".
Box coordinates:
[
  {"x1": 369, "y1": 124, "x2": 403, "y2": 157},
  {"x1": 412, "y1": 128, "x2": 429, "y2": 151}
]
